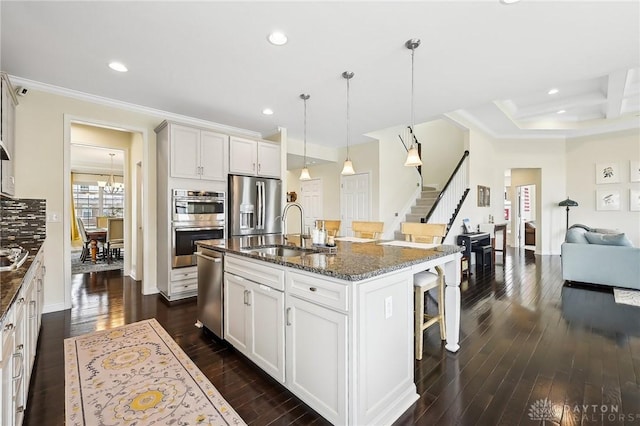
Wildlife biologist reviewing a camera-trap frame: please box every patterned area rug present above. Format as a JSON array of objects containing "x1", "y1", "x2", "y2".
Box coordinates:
[
  {"x1": 65, "y1": 318, "x2": 246, "y2": 426},
  {"x1": 71, "y1": 249, "x2": 123, "y2": 274},
  {"x1": 613, "y1": 288, "x2": 640, "y2": 307}
]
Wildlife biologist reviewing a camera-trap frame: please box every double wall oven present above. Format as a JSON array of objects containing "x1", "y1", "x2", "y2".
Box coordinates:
[{"x1": 172, "y1": 189, "x2": 225, "y2": 268}]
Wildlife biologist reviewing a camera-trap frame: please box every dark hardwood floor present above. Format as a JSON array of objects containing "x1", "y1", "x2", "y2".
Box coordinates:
[{"x1": 24, "y1": 249, "x2": 640, "y2": 425}]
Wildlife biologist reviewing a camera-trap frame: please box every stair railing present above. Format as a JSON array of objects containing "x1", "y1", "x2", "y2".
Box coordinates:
[{"x1": 424, "y1": 150, "x2": 470, "y2": 235}]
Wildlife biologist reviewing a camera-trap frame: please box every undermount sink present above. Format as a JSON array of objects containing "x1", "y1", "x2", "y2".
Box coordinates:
[
  {"x1": 247, "y1": 245, "x2": 318, "y2": 258},
  {"x1": 0, "y1": 247, "x2": 28, "y2": 272}
]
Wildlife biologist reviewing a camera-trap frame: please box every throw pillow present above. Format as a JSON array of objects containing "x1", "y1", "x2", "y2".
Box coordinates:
[
  {"x1": 584, "y1": 232, "x2": 633, "y2": 247},
  {"x1": 569, "y1": 224, "x2": 591, "y2": 231},
  {"x1": 592, "y1": 227, "x2": 619, "y2": 234},
  {"x1": 566, "y1": 227, "x2": 589, "y2": 244}
]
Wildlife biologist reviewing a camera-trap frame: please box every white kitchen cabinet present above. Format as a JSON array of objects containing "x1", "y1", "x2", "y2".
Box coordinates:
[
  {"x1": 285, "y1": 294, "x2": 347, "y2": 425},
  {"x1": 229, "y1": 137, "x2": 280, "y2": 177},
  {"x1": 1, "y1": 72, "x2": 18, "y2": 197},
  {"x1": 170, "y1": 124, "x2": 227, "y2": 181},
  {"x1": 0, "y1": 247, "x2": 45, "y2": 426},
  {"x1": 224, "y1": 255, "x2": 285, "y2": 383}
]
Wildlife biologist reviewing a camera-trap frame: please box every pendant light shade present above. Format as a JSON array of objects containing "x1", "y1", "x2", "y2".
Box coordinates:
[
  {"x1": 341, "y1": 71, "x2": 355, "y2": 175},
  {"x1": 299, "y1": 167, "x2": 311, "y2": 180},
  {"x1": 404, "y1": 38, "x2": 422, "y2": 167},
  {"x1": 299, "y1": 93, "x2": 312, "y2": 181}
]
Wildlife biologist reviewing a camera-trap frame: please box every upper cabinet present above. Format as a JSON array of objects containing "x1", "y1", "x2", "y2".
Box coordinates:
[
  {"x1": 169, "y1": 124, "x2": 227, "y2": 181},
  {"x1": 229, "y1": 136, "x2": 280, "y2": 178},
  {"x1": 1, "y1": 72, "x2": 18, "y2": 196}
]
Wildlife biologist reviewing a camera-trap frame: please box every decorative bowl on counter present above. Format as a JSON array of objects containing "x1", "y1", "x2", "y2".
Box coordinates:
[{"x1": 0, "y1": 246, "x2": 28, "y2": 272}]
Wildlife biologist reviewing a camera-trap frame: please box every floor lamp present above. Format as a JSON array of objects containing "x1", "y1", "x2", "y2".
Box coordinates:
[{"x1": 558, "y1": 198, "x2": 578, "y2": 230}]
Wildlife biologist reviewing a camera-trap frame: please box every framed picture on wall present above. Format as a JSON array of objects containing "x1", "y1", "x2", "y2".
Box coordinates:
[
  {"x1": 630, "y1": 189, "x2": 640, "y2": 212},
  {"x1": 596, "y1": 189, "x2": 620, "y2": 211},
  {"x1": 595, "y1": 162, "x2": 620, "y2": 184},
  {"x1": 630, "y1": 161, "x2": 640, "y2": 183},
  {"x1": 477, "y1": 185, "x2": 490, "y2": 207}
]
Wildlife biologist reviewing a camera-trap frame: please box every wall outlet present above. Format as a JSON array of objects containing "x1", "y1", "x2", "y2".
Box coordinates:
[
  {"x1": 47, "y1": 212, "x2": 61, "y2": 222},
  {"x1": 385, "y1": 296, "x2": 393, "y2": 319}
]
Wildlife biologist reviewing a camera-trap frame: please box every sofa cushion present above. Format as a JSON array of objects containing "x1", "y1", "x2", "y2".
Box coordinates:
[
  {"x1": 584, "y1": 232, "x2": 633, "y2": 247},
  {"x1": 566, "y1": 226, "x2": 589, "y2": 244}
]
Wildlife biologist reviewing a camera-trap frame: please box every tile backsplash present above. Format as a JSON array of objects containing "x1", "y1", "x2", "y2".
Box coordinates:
[{"x1": 0, "y1": 197, "x2": 47, "y2": 243}]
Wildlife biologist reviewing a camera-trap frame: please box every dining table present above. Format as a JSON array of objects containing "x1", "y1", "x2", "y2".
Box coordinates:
[{"x1": 85, "y1": 228, "x2": 107, "y2": 263}]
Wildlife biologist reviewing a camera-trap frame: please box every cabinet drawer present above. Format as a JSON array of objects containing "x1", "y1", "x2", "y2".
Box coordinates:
[
  {"x1": 287, "y1": 271, "x2": 348, "y2": 312},
  {"x1": 171, "y1": 267, "x2": 197, "y2": 282},
  {"x1": 170, "y1": 280, "x2": 197, "y2": 294},
  {"x1": 225, "y1": 255, "x2": 285, "y2": 291}
]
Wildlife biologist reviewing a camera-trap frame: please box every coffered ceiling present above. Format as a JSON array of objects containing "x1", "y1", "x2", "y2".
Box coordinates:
[{"x1": 2, "y1": 1, "x2": 639, "y2": 155}]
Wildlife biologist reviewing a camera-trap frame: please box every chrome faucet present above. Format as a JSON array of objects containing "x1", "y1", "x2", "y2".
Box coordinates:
[{"x1": 281, "y1": 202, "x2": 306, "y2": 247}]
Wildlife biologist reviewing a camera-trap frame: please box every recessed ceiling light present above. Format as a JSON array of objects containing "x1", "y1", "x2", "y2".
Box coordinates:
[
  {"x1": 500, "y1": 0, "x2": 521, "y2": 4},
  {"x1": 108, "y1": 62, "x2": 128, "y2": 72},
  {"x1": 262, "y1": 108, "x2": 274, "y2": 115},
  {"x1": 267, "y1": 31, "x2": 288, "y2": 46},
  {"x1": 557, "y1": 110, "x2": 566, "y2": 114},
  {"x1": 548, "y1": 88, "x2": 559, "y2": 95}
]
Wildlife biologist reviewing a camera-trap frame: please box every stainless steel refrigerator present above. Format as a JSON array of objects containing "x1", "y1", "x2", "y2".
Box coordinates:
[{"x1": 228, "y1": 174, "x2": 283, "y2": 237}]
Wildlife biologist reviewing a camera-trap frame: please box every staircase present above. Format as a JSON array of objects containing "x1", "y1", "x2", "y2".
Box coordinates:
[
  {"x1": 394, "y1": 150, "x2": 470, "y2": 241},
  {"x1": 394, "y1": 189, "x2": 441, "y2": 240}
]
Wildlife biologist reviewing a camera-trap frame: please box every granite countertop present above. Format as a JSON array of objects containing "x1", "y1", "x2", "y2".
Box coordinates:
[
  {"x1": 0, "y1": 239, "x2": 44, "y2": 322},
  {"x1": 196, "y1": 235, "x2": 463, "y2": 281}
]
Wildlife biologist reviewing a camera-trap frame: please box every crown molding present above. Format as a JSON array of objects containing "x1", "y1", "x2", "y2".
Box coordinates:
[{"x1": 9, "y1": 75, "x2": 262, "y2": 139}]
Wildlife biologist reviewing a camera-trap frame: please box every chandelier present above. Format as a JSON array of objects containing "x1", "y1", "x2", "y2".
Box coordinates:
[{"x1": 97, "y1": 153, "x2": 124, "y2": 194}]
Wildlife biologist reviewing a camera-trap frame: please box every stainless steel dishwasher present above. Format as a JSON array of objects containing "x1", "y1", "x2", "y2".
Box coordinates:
[{"x1": 195, "y1": 247, "x2": 224, "y2": 339}]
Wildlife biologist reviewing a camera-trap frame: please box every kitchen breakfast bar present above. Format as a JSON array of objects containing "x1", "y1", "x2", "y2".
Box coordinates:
[{"x1": 196, "y1": 235, "x2": 463, "y2": 425}]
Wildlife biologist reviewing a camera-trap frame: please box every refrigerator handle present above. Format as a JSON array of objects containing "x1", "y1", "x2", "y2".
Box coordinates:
[
  {"x1": 261, "y1": 182, "x2": 266, "y2": 230},
  {"x1": 256, "y1": 181, "x2": 263, "y2": 229}
]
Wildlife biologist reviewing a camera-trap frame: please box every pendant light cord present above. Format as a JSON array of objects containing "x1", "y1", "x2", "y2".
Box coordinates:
[
  {"x1": 346, "y1": 75, "x2": 350, "y2": 160},
  {"x1": 410, "y1": 45, "x2": 415, "y2": 140},
  {"x1": 303, "y1": 96, "x2": 307, "y2": 165}
]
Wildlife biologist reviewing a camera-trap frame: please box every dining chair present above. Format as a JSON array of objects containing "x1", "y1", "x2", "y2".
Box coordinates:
[
  {"x1": 106, "y1": 218, "x2": 124, "y2": 262},
  {"x1": 400, "y1": 222, "x2": 447, "y2": 360},
  {"x1": 322, "y1": 220, "x2": 341, "y2": 237},
  {"x1": 351, "y1": 221, "x2": 384, "y2": 239},
  {"x1": 96, "y1": 216, "x2": 109, "y2": 229},
  {"x1": 76, "y1": 218, "x2": 91, "y2": 263}
]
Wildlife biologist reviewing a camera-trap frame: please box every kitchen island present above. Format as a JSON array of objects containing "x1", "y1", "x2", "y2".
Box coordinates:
[{"x1": 196, "y1": 235, "x2": 462, "y2": 426}]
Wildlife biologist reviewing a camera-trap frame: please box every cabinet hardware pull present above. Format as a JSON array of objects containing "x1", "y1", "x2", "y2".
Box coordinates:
[
  {"x1": 258, "y1": 163, "x2": 261, "y2": 172},
  {"x1": 309, "y1": 287, "x2": 317, "y2": 292},
  {"x1": 252, "y1": 162, "x2": 256, "y2": 171},
  {"x1": 12, "y1": 351, "x2": 24, "y2": 380},
  {"x1": 246, "y1": 291, "x2": 252, "y2": 306},
  {"x1": 18, "y1": 297, "x2": 25, "y2": 304},
  {"x1": 4, "y1": 323, "x2": 14, "y2": 331},
  {"x1": 17, "y1": 406, "x2": 24, "y2": 413},
  {"x1": 243, "y1": 290, "x2": 249, "y2": 305},
  {"x1": 286, "y1": 308, "x2": 292, "y2": 326}
]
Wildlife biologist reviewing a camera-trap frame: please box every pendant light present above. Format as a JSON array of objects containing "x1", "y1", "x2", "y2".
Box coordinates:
[
  {"x1": 98, "y1": 153, "x2": 123, "y2": 194},
  {"x1": 299, "y1": 94, "x2": 311, "y2": 181},
  {"x1": 404, "y1": 38, "x2": 423, "y2": 167},
  {"x1": 341, "y1": 71, "x2": 355, "y2": 175}
]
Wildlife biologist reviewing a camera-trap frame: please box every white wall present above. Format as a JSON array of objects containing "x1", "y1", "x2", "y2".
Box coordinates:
[
  {"x1": 566, "y1": 130, "x2": 640, "y2": 246},
  {"x1": 15, "y1": 90, "x2": 160, "y2": 312}
]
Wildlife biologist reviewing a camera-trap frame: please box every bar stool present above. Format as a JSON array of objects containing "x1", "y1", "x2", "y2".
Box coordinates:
[
  {"x1": 400, "y1": 222, "x2": 447, "y2": 360},
  {"x1": 351, "y1": 221, "x2": 384, "y2": 239}
]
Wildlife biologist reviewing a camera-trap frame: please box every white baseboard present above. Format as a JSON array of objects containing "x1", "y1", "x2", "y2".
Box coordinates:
[{"x1": 43, "y1": 302, "x2": 67, "y2": 314}]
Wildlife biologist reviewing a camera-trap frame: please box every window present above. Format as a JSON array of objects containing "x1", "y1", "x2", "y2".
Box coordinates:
[{"x1": 73, "y1": 182, "x2": 124, "y2": 228}]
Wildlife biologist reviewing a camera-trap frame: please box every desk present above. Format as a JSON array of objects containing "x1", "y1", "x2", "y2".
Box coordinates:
[
  {"x1": 456, "y1": 232, "x2": 491, "y2": 260},
  {"x1": 86, "y1": 229, "x2": 106, "y2": 263}
]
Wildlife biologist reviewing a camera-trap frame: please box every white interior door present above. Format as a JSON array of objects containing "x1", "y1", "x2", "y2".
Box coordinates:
[
  {"x1": 300, "y1": 178, "x2": 323, "y2": 234},
  {"x1": 340, "y1": 173, "x2": 370, "y2": 236}
]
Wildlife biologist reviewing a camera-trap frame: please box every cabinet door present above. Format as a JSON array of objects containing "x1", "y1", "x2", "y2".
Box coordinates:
[
  {"x1": 229, "y1": 137, "x2": 257, "y2": 175},
  {"x1": 223, "y1": 273, "x2": 250, "y2": 355},
  {"x1": 1, "y1": 330, "x2": 15, "y2": 426},
  {"x1": 285, "y1": 296, "x2": 347, "y2": 425},
  {"x1": 257, "y1": 141, "x2": 280, "y2": 177},
  {"x1": 199, "y1": 131, "x2": 227, "y2": 181},
  {"x1": 249, "y1": 283, "x2": 285, "y2": 383},
  {"x1": 170, "y1": 124, "x2": 200, "y2": 179},
  {"x1": 1, "y1": 77, "x2": 15, "y2": 196}
]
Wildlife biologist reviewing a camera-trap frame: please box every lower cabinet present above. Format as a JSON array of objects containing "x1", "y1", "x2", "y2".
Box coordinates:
[
  {"x1": 224, "y1": 270, "x2": 285, "y2": 383},
  {"x1": 0, "y1": 247, "x2": 45, "y2": 426},
  {"x1": 285, "y1": 295, "x2": 347, "y2": 425}
]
